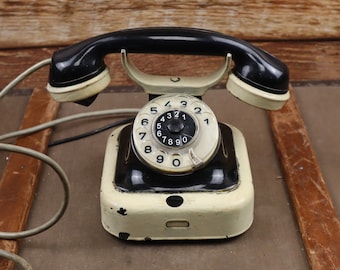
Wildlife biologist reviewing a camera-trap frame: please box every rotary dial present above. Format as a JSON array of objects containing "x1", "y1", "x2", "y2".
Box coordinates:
[{"x1": 132, "y1": 94, "x2": 220, "y2": 174}]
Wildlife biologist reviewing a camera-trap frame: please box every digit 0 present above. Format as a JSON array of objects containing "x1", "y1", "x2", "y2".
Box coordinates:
[{"x1": 172, "y1": 158, "x2": 181, "y2": 167}]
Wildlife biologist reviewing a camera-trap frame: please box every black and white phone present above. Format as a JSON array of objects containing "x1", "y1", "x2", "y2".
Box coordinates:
[{"x1": 47, "y1": 27, "x2": 290, "y2": 240}]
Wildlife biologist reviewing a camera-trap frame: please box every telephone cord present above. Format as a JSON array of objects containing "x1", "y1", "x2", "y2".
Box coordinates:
[
  {"x1": 0, "y1": 58, "x2": 51, "y2": 99},
  {"x1": 0, "y1": 108, "x2": 139, "y2": 142},
  {"x1": 0, "y1": 59, "x2": 139, "y2": 269},
  {"x1": 48, "y1": 117, "x2": 135, "y2": 147},
  {"x1": 0, "y1": 249, "x2": 33, "y2": 270},
  {"x1": 0, "y1": 143, "x2": 70, "y2": 240}
]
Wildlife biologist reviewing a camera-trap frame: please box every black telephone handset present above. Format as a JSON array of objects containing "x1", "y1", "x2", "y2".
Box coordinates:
[
  {"x1": 47, "y1": 27, "x2": 289, "y2": 109},
  {"x1": 47, "y1": 28, "x2": 290, "y2": 241}
]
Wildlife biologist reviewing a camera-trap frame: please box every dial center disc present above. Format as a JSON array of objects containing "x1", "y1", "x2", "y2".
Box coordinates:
[
  {"x1": 154, "y1": 110, "x2": 196, "y2": 147},
  {"x1": 167, "y1": 118, "x2": 185, "y2": 134}
]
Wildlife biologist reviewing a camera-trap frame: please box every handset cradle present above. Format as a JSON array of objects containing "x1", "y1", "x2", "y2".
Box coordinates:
[{"x1": 120, "y1": 49, "x2": 232, "y2": 96}]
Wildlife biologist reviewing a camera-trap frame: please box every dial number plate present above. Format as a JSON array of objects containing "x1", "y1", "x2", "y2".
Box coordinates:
[{"x1": 132, "y1": 94, "x2": 220, "y2": 174}]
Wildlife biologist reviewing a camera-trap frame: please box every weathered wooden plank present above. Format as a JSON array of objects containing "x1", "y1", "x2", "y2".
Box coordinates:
[
  {"x1": 0, "y1": 41, "x2": 339, "y2": 94},
  {"x1": 0, "y1": 88, "x2": 59, "y2": 270},
  {"x1": 268, "y1": 87, "x2": 340, "y2": 270},
  {"x1": 0, "y1": 0, "x2": 339, "y2": 49}
]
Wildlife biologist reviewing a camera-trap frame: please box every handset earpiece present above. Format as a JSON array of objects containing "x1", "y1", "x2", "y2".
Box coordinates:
[
  {"x1": 47, "y1": 67, "x2": 111, "y2": 106},
  {"x1": 46, "y1": 37, "x2": 112, "y2": 106},
  {"x1": 47, "y1": 27, "x2": 289, "y2": 108},
  {"x1": 227, "y1": 73, "x2": 290, "y2": 110}
]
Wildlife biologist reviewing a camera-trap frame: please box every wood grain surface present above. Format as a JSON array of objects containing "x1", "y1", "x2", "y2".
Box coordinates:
[
  {"x1": 0, "y1": 0, "x2": 339, "y2": 49},
  {"x1": 0, "y1": 1, "x2": 339, "y2": 268},
  {"x1": 268, "y1": 89, "x2": 340, "y2": 269},
  {"x1": 0, "y1": 88, "x2": 59, "y2": 270}
]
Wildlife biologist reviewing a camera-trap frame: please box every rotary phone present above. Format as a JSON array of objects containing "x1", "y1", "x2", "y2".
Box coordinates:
[{"x1": 47, "y1": 27, "x2": 289, "y2": 241}]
